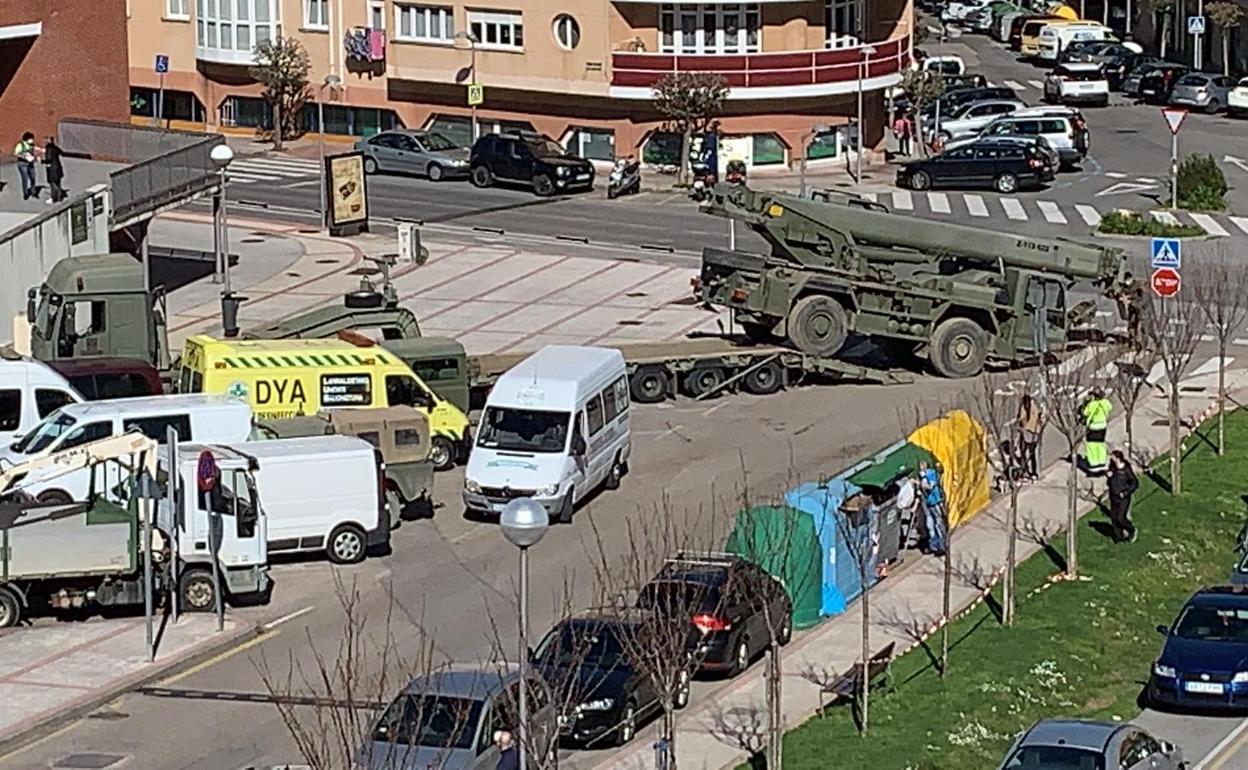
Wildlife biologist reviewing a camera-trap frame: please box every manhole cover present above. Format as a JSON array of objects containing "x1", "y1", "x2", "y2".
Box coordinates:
[{"x1": 53, "y1": 754, "x2": 126, "y2": 769}]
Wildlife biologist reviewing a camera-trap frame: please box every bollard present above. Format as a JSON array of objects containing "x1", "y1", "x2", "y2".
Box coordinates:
[{"x1": 221, "y1": 292, "x2": 247, "y2": 338}]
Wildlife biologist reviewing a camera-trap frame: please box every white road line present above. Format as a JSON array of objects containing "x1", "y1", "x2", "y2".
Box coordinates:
[
  {"x1": 263, "y1": 606, "x2": 315, "y2": 630},
  {"x1": 964, "y1": 194, "x2": 989, "y2": 217},
  {"x1": 1004, "y1": 79, "x2": 1025, "y2": 90},
  {"x1": 1193, "y1": 714, "x2": 1248, "y2": 770},
  {"x1": 1233, "y1": 338, "x2": 1248, "y2": 346},
  {"x1": 1075, "y1": 204, "x2": 1102, "y2": 226},
  {"x1": 1190, "y1": 356, "x2": 1224, "y2": 377},
  {"x1": 1095, "y1": 310, "x2": 1113, "y2": 318},
  {"x1": 861, "y1": 191, "x2": 879, "y2": 202},
  {"x1": 241, "y1": 157, "x2": 321, "y2": 171},
  {"x1": 1151, "y1": 210, "x2": 1181, "y2": 226},
  {"x1": 1104, "y1": 171, "x2": 1128, "y2": 179},
  {"x1": 1000, "y1": 197, "x2": 1027, "y2": 221},
  {"x1": 227, "y1": 172, "x2": 285, "y2": 182},
  {"x1": 279, "y1": 179, "x2": 321, "y2": 188},
  {"x1": 1189, "y1": 213, "x2": 1230, "y2": 237},
  {"x1": 891, "y1": 190, "x2": 914, "y2": 210},
  {"x1": 1027, "y1": 79, "x2": 1044, "y2": 88},
  {"x1": 1137, "y1": 177, "x2": 1159, "y2": 183},
  {"x1": 1037, "y1": 200, "x2": 1067, "y2": 225},
  {"x1": 232, "y1": 167, "x2": 316, "y2": 179},
  {"x1": 928, "y1": 192, "x2": 951, "y2": 214},
  {"x1": 1201, "y1": 333, "x2": 1219, "y2": 342},
  {"x1": 1231, "y1": 216, "x2": 1248, "y2": 235}
]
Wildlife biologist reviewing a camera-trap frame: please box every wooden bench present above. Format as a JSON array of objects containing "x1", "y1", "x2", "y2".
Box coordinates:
[{"x1": 819, "y1": 642, "x2": 896, "y2": 711}]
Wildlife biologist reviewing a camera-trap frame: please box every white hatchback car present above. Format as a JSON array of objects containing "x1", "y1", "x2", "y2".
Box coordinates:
[
  {"x1": 1226, "y1": 76, "x2": 1248, "y2": 117},
  {"x1": 1044, "y1": 62, "x2": 1110, "y2": 107}
]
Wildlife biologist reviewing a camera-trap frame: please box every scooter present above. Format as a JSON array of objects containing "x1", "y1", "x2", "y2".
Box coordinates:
[
  {"x1": 688, "y1": 161, "x2": 717, "y2": 202},
  {"x1": 607, "y1": 157, "x2": 641, "y2": 199},
  {"x1": 725, "y1": 159, "x2": 748, "y2": 186}
]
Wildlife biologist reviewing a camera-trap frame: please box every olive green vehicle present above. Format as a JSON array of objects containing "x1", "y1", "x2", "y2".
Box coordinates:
[{"x1": 696, "y1": 184, "x2": 1140, "y2": 377}]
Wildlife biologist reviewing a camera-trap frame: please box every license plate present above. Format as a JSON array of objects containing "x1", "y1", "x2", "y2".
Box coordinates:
[
  {"x1": 1185, "y1": 681, "x2": 1225, "y2": 694},
  {"x1": 491, "y1": 501, "x2": 506, "y2": 512},
  {"x1": 576, "y1": 174, "x2": 590, "y2": 181}
]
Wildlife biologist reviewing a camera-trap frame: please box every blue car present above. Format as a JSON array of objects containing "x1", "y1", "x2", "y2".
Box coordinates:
[{"x1": 1149, "y1": 586, "x2": 1248, "y2": 710}]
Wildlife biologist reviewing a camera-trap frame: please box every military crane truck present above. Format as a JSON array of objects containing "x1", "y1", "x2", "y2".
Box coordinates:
[{"x1": 696, "y1": 184, "x2": 1140, "y2": 377}]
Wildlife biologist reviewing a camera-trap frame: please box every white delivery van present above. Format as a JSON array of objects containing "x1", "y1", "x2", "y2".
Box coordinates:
[
  {"x1": 0, "y1": 394, "x2": 253, "y2": 503},
  {"x1": 0, "y1": 351, "x2": 83, "y2": 448},
  {"x1": 1037, "y1": 22, "x2": 1113, "y2": 62},
  {"x1": 231, "y1": 435, "x2": 388, "y2": 564},
  {"x1": 463, "y1": 346, "x2": 631, "y2": 524}
]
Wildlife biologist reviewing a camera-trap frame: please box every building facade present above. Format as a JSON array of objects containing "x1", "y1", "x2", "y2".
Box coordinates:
[{"x1": 130, "y1": 0, "x2": 912, "y2": 166}]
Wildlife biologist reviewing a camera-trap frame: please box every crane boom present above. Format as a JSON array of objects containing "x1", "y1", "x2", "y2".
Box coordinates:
[{"x1": 0, "y1": 431, "x2": 157, "y2": 499}]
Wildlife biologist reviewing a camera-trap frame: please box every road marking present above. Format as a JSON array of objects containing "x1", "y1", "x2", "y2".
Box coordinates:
[
  {"x1": 1201, "y1": 334, "x2": 1218, "y2": 342},
  {"x1": 156, "y1": 630, "x2": 280, "y2": 687},
  {"x1": 1075, "y1": 204, "x2": 1102, "y2": 226},
  {"x1": 1234, "y1": 338, "x2": 1248, "y2": 346},
  {"x1": 1137, "y1": 177, "x2": 1159, "y2": 183},
  {"x1": 1104, "y1": 171, "x2": 1128, "y2": 179},
  {"x1": 240, "y1": 157, "x2": 320, "y2": 171},
  {"x1": 280, "y1": 179, "x2": 321, "y2": 188},
  {"x1": 1004, "y1": 79, "x2": 1025, "y2": 90},
  {"x1": 227, "y1": 171, "x2": 285, "y2": 183},
  {"x1": 1000, "y1": 197, "x2": 1027, "y2": 221},
  {"x1": 1231, "y1": 216, "x2": 1248, "y2": 235},
  {"x1": 1189, "y1": 213, "x2": 1230, "y2": 237},
  {"x1": 928, "y1": 192, "x2": 951, "y2": 213},
  {"x1": 1151, "y1": 210, "x2": 1181, "y2": 226},
  {"x1": 964, "y1": 194, "x2": 989, "y2": 217},
  {"x1": 1190, "y1": 356, "x2": 1226, "y2": 377},
  {"x1": 1027, "y1": 79, "x2": 1044, "y2": 88},
  {"x1": 1037, "y1": 200, "x2": 1067, "y2": 224},
  {"x1": 891, "y1": 190, "x2": 914, "y2": 210},
  {"x1": 1193, "y1": 714, "x2": 1248, "y2": 769},
  {"x1": 861, "y1": 191, "x2": 879, "y2": 202},
  {"x1": 264, "y1": 605, "x2": 315, "y2": 630}
]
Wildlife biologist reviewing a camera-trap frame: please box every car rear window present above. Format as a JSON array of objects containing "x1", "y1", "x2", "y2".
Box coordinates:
[
  {"x1": 637, "y1": 580, "x2": 723, "y2": 614},
  {"x1": 1062, "y1": 68, "x2": 1104, "y2": 81},
  {"x1": 1176, "y1": 74, "x2": 1207, "y2": 86}
]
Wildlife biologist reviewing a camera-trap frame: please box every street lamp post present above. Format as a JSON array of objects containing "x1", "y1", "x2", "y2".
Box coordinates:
[
  {"x1": 500, "y1": 498, "x2": 550, "y2": 770},
  {"x1": 318, "y1": 74, "x2": 343, "y2": 231},
  {"x1": 798, "y1": 122, "x2": 833, "y2": 198},
  {"x1": 856, "y1": 45, "x2": 878, "y2": 187},
  {"x1": 210, "y1": 143, "x2": 239, "y2": 336},
  {"x1": 454, "y1": 32, "x2": 480, "y2": 141}
]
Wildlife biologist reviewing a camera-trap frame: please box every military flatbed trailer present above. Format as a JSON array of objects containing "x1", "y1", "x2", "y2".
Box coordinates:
[{"x1": 463, "y1": 335, "x2": 913, "y2": 406}]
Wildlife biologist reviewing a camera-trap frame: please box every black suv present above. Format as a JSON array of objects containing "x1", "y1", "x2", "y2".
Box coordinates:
[
  {"x1": 898, "y1": 137, "x2": 1055, "y2": 193},
  {"x1": 636, "y1": 553, "x2": 792, "y2": 677},
  {"x1": 469, "y1": 132, "x2": 595, "y2": 196}
]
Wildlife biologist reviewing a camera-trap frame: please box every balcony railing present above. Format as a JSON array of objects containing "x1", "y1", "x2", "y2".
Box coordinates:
[{"x1": 610, "y1": 35, "x2": 910, "y2": 98}]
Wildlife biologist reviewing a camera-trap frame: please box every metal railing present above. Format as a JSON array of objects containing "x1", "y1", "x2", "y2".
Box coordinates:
[{"x1": 109, "y1": 137, "x2": 224, "y2": 227}]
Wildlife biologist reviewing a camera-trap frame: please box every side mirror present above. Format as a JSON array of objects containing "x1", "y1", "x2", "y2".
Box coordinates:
[
  {"x1": 26, "y1": 288, "x2": 36, "y2": 323},
  {"x1": 1156, "y1": 624, "x2": 1169, "y2": 636},
  {"x1": 1160, "y1": 740, "x2": 1176, "y2": 754},
  {"x1": 526, "y1": 645, "x2": 536, "y2": 662}
]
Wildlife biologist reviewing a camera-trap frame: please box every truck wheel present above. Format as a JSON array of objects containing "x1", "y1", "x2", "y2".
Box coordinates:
[
  {"x1": 742, "y1": 360, "x2": 784, "y2": 395},
  {"x1": 629, "y1": 366, "x2": 669, "y2": 403},
  {"x1": 787, "y1": 296, "x2": 848, "y2": 357},
  {"x1": 36, "y1": 489, "x2": 72, "y2": 505},
  {"x1": 327, "y1": 524, "x2": 368, "y2": 564},
  {"x1": 180, "y1": 569, "x2": 217, "y2": 613},
  {"x1": 682, "y1": 365, "x2": 725, "y2": 398},
  {"x1": 930, "y1": 317, "x2": 989, "y2": 378},
  {"x1": 0, "y1": 588, "x2": 21, "y2": 628},
  {"x1": 430, "y1": 436, "x2": 457, "y2": 471},
  {"x1": 604, "y1": 456, "x2": 625, "y2": 490}
]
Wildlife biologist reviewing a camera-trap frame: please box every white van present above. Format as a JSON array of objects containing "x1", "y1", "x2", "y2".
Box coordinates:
[
  {"x1": 230, "y1": 435, "x2": 387, "y2": 564},
  {"x1": 463, "y1": 346, "x2": 631, "y2": 524},
  {"x1": 0, "y1": 351, "x2": 82, "y2": 448},
  {"x1": 0, "y1": 394, "x2": 253, "y2": 502},
  {"x1": 1037, "y1": 23, "x2": 1113, "y2": 62}
]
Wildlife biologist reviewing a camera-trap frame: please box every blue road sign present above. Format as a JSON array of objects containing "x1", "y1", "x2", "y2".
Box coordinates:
[
  {"x1": 1151, "y1": 237, "x2": 1181, "y2": 269},
  {"x1": 155, "y1": 54, "x2": 169, "y2": 74}
]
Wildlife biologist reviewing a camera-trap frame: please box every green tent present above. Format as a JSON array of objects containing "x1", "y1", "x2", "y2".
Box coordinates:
[{"x1": 725, "y1": 505, "x2": 824, "y2": 630}]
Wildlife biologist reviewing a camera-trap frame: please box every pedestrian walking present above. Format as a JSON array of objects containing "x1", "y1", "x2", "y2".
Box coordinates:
[
  {"x1": 1106, "y1": 450, "x2": 1138, "y2": 543},
  {"x1": 919, "y1": 460, "x2": 947, "y2": 555},
  {"x1": 1017, "y1": 392, "x2": 1043, "y2": 482},
  {"x1": 896, "y1": 475, "x2": 924, "y2": 549},
  {"x1": 1081, "y1": 387, "x2": 1112, "y2": 475},
  {"x1": 43, "y1": 136, "x2": 65, "y2": 203},
  {"x1": 13, "y1": 131, "x2": 39, "y2": 200},
  {"x1": 495, "y1": 731, "x2": 519, "y2": 770},
  {"x1": 892, "y1": 112, "x2": 912, "y2": 157}
]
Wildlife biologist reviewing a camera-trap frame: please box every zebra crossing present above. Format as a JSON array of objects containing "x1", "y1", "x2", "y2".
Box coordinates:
[
  {"x1": 858, "y1": 190, "x2": 1248, "y2": 236},
  {"x1": 226, "y1": 155, "x2": 321, "y2": 184}
]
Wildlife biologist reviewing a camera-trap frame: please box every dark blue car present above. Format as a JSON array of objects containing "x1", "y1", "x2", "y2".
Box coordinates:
[{"x1": 1149, "y1": 586, "x2": 1248, "y2": 710}]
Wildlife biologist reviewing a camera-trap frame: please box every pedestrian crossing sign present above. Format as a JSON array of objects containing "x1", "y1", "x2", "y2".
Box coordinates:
[
  {"x1": 467, "y1": 83, "x2": 484, "y2": 107},
  {"x1": 1151, "y1": 237, "x2": 1181, "y2": 269}
]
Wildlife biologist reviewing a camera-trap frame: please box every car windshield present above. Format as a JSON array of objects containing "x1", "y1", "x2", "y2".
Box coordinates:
[
  {"x1": 11, "y1": 411, "x2": 75, "y2": 454},
  {"x1": 477, "y1": 407, "x2": 571, "y2": 453},
  {"x1": 1176, "y1": 74, "x2": 1207, "y2": 86},
  {"x1": 371, "y1": 694, "x2": 483, "y2": 750},
  {"x1": 537, "y1": 623, "x2": 630, "y2": 667},
  {"x1": 421, "y1": 132, "x2": 457, "y2": 151},
  {"x1": 1003, "y1": 745, "x2": 1105, "y2": 770},
  {"x1": 525, "y1": 138, "x2": 568, "y2": 158},
  {"x1": 1173, "y1": 604, "x2": 1248, "y2": 642}
]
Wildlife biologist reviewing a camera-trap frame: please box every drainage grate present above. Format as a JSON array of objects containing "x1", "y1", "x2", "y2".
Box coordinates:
[
  {"x1": 52, "y1": 754, "x2": 127, "y2": 769},
  {"x1": 617, "y1": 319, "x2": 643, "y2": 326},
  {"x1": 625, "y1": 292, "x2": 648, "y2": 298},
  {"x1": 1181, "y1": 386, "x2": 1205, "y2": 392},
  {"x1": 241, "y1": 237, "x2": 265, "y2": 244}
]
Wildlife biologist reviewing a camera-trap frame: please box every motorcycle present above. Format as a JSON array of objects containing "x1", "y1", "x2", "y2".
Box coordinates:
[
  {"x1": 607, "y1": 157, "x2": 641, "y2": 199},
  {"x1": 725, "y1": 159, "x2": 748, "y2": 186},
  {"x1": 688, "y1": 161, "x2": 717, "y2": 202}
]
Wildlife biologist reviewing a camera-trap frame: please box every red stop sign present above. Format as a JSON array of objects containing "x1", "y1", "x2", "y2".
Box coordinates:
[{"x1": 1151, "y1": 267, "x2": 1181, "y2": 298}]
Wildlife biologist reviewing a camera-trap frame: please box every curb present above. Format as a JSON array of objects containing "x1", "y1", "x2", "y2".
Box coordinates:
[{"x1": 0, "y1": 621, "x2": 262, "y2": 759}]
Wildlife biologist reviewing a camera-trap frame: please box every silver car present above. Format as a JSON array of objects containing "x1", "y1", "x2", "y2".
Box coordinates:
[
  {"x1": 998, "y1": 719, "x2": 1184, "y2": 770},
  {"x1": 1169, "y1": 72, "x2": 1237, "y2": 113},
  {"x1": 355, "y1": 129, "x2": 470, "y2": 181}
]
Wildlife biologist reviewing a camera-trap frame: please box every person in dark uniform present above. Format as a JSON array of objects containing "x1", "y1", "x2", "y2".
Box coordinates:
[
  {"x1": 1106, "y1": 450, "x2": 1138, "y2": 543},
  {"x1": 43, "y1": 136, "x2": 66, "y2": 203}
]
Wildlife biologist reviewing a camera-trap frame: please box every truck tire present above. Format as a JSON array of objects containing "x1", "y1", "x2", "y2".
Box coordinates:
[
  {"x1": 787, "y1": 296, "x2": 848, "y2": 357},
  {"x1": 430, "y1": 436, "x2": 457, "y2": 471},
  {"x1": 36, "y1": 489, "x2": 72, "y2": 505},
  {"x1": 682, "y1": 365, "x2": 725, "y2": 398},
  {"x1": 742, "y1": 360, "x2": 784, "y2": 395},
  {"x1": 629, "y1": 366, "x2": 669, "y2": 403},
  {"x1": 327, "y1": 523, "x2": 368, "y2": 565},
  {"x1": 929, "y1": 317, "x2": 989, "y2": 378},
  {"x1": 180, "y1": 569, "x2": 218, "y2": 613},
  {"x1": 0, "y1": 587, "x2": 21, "y2": 628}
]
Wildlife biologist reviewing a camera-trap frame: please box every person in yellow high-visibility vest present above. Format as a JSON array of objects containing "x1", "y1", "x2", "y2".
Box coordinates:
[{"x1": 1082, "y1": 387, "x2": 1113, "y2": 474}]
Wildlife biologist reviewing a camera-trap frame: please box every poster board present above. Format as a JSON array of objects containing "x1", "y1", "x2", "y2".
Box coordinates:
[{"x1": 324, "y1": 151, "x2": 369, "y2": 236}]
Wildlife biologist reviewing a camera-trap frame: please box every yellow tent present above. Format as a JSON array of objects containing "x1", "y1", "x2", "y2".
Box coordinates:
[
  {"x1": 1052, "y1": 4, "x2": 1080, "y2": 19},
  {"x1": 909, "y1": 409, "x2": 991, "y2": 529}
]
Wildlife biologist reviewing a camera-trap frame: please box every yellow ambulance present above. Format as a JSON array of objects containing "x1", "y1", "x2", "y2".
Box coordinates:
[{"x1": 179, "y1": 335, "x2": 469, "y2": 470}]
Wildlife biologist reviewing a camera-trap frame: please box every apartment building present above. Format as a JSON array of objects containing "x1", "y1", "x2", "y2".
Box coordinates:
[{"x1": 131, "y1": 0, "x2": 912, "y2": 166}]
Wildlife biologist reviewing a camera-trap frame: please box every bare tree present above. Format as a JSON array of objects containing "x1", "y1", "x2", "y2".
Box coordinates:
[
  {"x1": 1109, "y1": 345, "x2": 1160, "y2": 463},
  {"x1": 1142, "y1": 294, "x2": 1206, "y2": 493},
  {"x1": 832, "y1": 487, "x2": 881, "y2": 734},
  {"x1": 651, "y1": 72, "x2": 730, "y2": 186},
  {"x1": 1192, "y1": 249, "x2": 1248, "y2": 456},
  {"x1": 1041, "y1": 358, "x2": 1096, "y2": 579}
]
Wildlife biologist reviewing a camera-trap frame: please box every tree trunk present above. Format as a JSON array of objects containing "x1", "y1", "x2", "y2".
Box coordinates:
[
  {"x1": 1219, "y1": 344, "x2": 1227, "y2": 455},
  {"x1": 940, "y1": 535, "x2": 951, "y2": 678},
  {"x1": 273, "y1": 98, "x2": 284, "y2": 151},
  {"x1": 1161, "y1": 17, "x2": 1170, "y2": 58},
  {"x1": 860, "y1": 561, "x2": 870, "y2": 735},
  {"x1": 1169, "y1": 383, "x2": 1182, "y2": 494},
  {"x1": 1065, "y1": 459, "x2": 1079, "y2": 578},
  {"x1": 1125, "y1": 405, "x2": 1136, "y2": 460},
  {"x1": 1223, "y1": 31, "x2": 1231, "y2": 76},
  {"x1": 1004, "y1": 486, "x2": 1019, "y2": 626},
  {"x1": 664, "y1": 702, "x2": 678, "y2": 770},
  {"x1": 678, "y1": 127, "x2": 692, "y2": 187}
]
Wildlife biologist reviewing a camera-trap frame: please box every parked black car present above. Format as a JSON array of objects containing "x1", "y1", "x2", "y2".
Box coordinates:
[
  {"x1": 1102, "y1": 51, "x2": 1159, "y2": 90},
  {"x1": 533, "y1": 609, "x2": 689, "y2": 749},
  {"x1": 897, "y1": 137, "x2": 1055, "y2": 193},
  {"x1": 635, "y1": 553, "x2": 793, "y2": 677},
  {"x1": 1139, "y1": 63, "x2": 1192, "y2": 103},
  {"x1": 469, "y1": 132, "x2": 595, "y2": 196},
  {"x1": 893, "y1": 74, "x2": 989, "y2": 116},
  {"x1": 924, "y1": 86, "x2": 1019, "y2": 120},
  {"x1": 1057, "y1": 40, "x2": 1116, "y2": 64}
]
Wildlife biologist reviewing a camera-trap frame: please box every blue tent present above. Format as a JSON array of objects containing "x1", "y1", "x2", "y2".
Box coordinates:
[{"x1": 784, "y1": 478, "x2": 877, "y2": 617}]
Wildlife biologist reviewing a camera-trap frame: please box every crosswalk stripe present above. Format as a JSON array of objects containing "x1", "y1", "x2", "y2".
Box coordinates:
[
  {"x1": 1075, "y1": 204, "x2": 1101, "y2": 226},
  {"x1": 1104, "y1": 171, "x2": 1128, "y2": 179},
  {"x1": 1190, "y1": 356, "x2": 1225, "y2": 377},
  {"x1": 1234, "y1": 338, "x2": 1248, "y2": 346},
  {"x1": 231, "y1": 164, "x2": 316, "y2": 178},
  {"x1": 1037, "y1": 200, "x2": 1067, "y2": 225},
  {"x1": 1027, "y1": 80, "x2": 1044, "y2": 88},
  {"x1": 1151, "y1": 210, "x2": 1181, "y2": 226},
  {"x1": 1004, "y1": 79, "x2": 1025, "y2": 90},
  {"x1": 891, "y1": 190, "x2": 914, "y2": 211},
  {"x1": 233, "y1": 161, "x2": 319, "y2": 175},
  {"x1": 1189, "y1": 213, "x2": 1229, "y2": 237},
  {"x1": 928, "y1": 192, "x2": 951, "y2": 214},
  {"x1": 861, "y1": 192, "x2": 879, "y2": 202},
  {"x1": 1001, "y1": 197, "x2": 1027, "y2": 221},
  {"x1": 1231, "y1": 216, "x2": 1248, "y2": 235},
  {"x1": 964, "y1": 194, "x2": 989, "y2": 217},
  {"x1": 238, "y1": 157, "x2": 321, "y2": 171},
  {"x1": 227, "y1": 171, "x2": 285, "y2": 182}
]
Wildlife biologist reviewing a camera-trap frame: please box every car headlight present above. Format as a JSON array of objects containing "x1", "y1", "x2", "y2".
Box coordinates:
[
  {"x1": 557, "y1": 166, "x2": 570, "y2": 176},
  {"x1": 538, "y1": 483, "x2": 560, "y2": 497},
  {"x1": 465, "y1": 480, "x2": 482, "y2": 494},
  {"x1": 579, "y1": 697, "x2": 614, "y2": 711},
  {"x1": 1233, "y1": 672, "x2": 1248, "y2": 683},
  {"x1": 1154, "y1": 663, "x2": 1177, "y2": 678}
]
